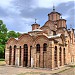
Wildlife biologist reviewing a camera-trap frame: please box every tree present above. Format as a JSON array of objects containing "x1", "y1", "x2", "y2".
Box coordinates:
[
  {"x1": 7, "y1": 31, "x2": 17, "y2": 38},
  {"x1": 7, "y1": 31, "x2": 21, "y2": 38},
  {"x1": 16, "y1": 32, "x2": 21, "y2": 37},
  {"x1": 0, "y1": 20, "x2": 21, "y2": 58},
  {"x1": 0, "y1": 20, "x2": 8, "y2": 58}
]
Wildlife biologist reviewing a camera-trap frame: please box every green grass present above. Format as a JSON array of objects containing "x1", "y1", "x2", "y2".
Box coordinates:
[
  {"x1": 0, "y1": 59, "x2": 5, "y2": 66},
  {"x1": 0, "y1": 58, "x2": 5, "y2": 61},
  {"x1": 69, "y1": 65, "x2": 75, "y2": 68}
]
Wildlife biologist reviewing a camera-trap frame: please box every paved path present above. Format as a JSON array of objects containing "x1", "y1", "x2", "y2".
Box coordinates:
[
  {"x1": 0, "y1": 65, "x2": 74, "y2": 75},
  {"x1": 59, "y1": 68, "x2": 75, "y2": 75}
]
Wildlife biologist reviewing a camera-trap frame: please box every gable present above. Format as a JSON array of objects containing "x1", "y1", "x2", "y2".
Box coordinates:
[
  {"x1": 6, "y1": 38, "x2": 17, "y2": 46},
  {"x1": 42, "y1": 20, "x2": 56, "y2": 31}
]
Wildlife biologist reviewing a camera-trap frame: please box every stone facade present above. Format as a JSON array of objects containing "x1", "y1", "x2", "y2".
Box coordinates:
[{"x1": 5, "y1": 7, "x2": 75, "y2": 69}]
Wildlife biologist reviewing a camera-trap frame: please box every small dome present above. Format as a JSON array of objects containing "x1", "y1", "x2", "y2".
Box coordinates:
[{"x1": 31, "y1": 23, "x2": 40, "y2": 30}]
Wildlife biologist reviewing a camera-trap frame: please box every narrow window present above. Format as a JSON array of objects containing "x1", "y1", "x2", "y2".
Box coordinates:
[
  {"x1": 63, "y1": 48, "x2": 65, "y2": 65},
  {"x1": 19, "y1": 46, "x2": 21, "y2": 66},
  {"x1": 23, "y1": 44, "x2": 28, "y2": 67},
  {"x1": 9, "y1": 46, "x2": 12, "y2": 65},
  {"x1": 13, "y1": 45, "x2": 16, "y2": 65},
  {"x1": 43, "y1": 43, "x2": 47, "y2": 52},
  {"x1": 36, "y1": 44, "x2": 40, "y2": 53},
  {"x1": 54, "y1": 46, "x2": 57, "y2": 67}
]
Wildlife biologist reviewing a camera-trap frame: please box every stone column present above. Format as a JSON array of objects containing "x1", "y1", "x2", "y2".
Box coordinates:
[
  {"x1": 31, "y1": 47, "x2": 36, "y2": 68},
  {"x1": 34, "y1": 52, "x2": 36, "y2": 67},
  {"x1": 28, "y1": 46, "x2": 30, "y2": 67},
  {"x1": 40, "y1": 47, "x2": 43, "y2": 68},
  {"x1": 66, "y1": 43, "x2": 69, "y2": 64},
  {"x1": 11, "y1": 46, "x2": 14, "y2": 65},
  {"x1": 31, "y1": 46, "x2": 37, "y2": 67},
  {"x1": 17, "y1": 47, "x2": 19, "y2": 66},
  {"x1": 48, "y1": 47, "x2": 52, "y2": 68},
  {"x1": 15, "y1": 47, "x2": 19, "y2": 66},
  {"x1": 51, "y1": 41, "x2": 54, "y2": 69},
  {"x1": 5, "y1": 47, "x2": 9, "y2": 65},
  {"x1": 64, "y1": 47, "x2": 66, "y2": 64},
  {"x1": 47, "y1": 47, "x2": 51, "y2": 68},
  {"x1": 57, "y1": 45, "x2": 60, "y2": 68}
]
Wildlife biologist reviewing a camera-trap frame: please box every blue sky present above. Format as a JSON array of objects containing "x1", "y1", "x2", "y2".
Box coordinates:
[{"x1": 0, "y1": 0, "x2": 75, "y2": 33}]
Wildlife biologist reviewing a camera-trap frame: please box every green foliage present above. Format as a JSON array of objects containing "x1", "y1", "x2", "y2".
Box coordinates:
[
  {"x1": 16, "y1": 32, "x2": 21, "y2": 37},
  {"x1": 0, "y1": 20, "x2": 8, "y2": 58},
  {"x1": 0, "y1": 20, "x2": 21, "y2": 58},
  {"x1": 0, "y1": 45, "x2": 5, "y2": 58},
  {"x1": 7, "y1": 31, "x2": 17, "y2": 38},
  {"x1": 69, "y1": 65, "x2": 75, "y2": 68},
  {"x1": 0, "y1": 58, "x2": 5, "y2": 61},
  {"x1": 0, "y1": 20, "x2": 3, "y2": 25},
  {"x1": 7, "y1": 31, "x2": 21, "y2": 38}
]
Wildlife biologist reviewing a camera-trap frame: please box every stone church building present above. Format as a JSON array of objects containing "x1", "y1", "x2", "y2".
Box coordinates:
[{"x1": 5, "y1": 7, "x2": 75, "y2": 69}]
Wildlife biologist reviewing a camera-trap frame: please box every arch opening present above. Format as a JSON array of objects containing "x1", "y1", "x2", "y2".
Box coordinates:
[
  {"x1": 9, "y1": 46, "x2": 12, "y2": 65},
  {"x1": 23, "y1": 44, "x2": 28, "y2": 67}
]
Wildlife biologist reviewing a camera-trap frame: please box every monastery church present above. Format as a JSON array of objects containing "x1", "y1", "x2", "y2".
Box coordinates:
[{"x1": 5, "y1": 6, "x2": 75, "y2": 69}]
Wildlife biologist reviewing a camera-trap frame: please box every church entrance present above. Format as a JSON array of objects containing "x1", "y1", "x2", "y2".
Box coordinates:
[
  {"x1": 54, "y1": 46, "x2": 57, "y2": 67},
  {"x1": 9, "y1": 46, "x2": 12, "y2": 65},
  {"x1": 23, "y1": 44, "x2": 28, "y2": 67},
  {"x1": 63, "y1": 48, "x2": 66, "y2": 65},
  {"x1": 13, "y1": 45, "x2": 16, "y2": 65}
]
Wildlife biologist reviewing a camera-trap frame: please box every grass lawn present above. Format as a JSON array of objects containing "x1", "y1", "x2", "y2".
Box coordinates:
[{"x1": 0, "y1": 59, "x2": 5, "y2": 66}]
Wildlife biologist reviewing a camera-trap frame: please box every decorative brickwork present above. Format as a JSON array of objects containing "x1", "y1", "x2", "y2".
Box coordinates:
[{"x1": 5, "y1": 7, "x2": 75, "y2": 69}]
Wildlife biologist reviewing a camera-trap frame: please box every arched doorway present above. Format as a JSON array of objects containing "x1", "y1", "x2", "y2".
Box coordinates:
[
  {"x1": 9, "y1": 46, "x2": 12, "y2": 65},
  {"x1": 54, "y1": 46, "x2": 57, "y2": 67},
  {"x1": 63, "y1": 48, "x2": 65, "y2": 65},
  {"x1": 23, "y1": 44, "x2": 28, "y2": 67},
  {"x1": 43, "y1": 43, "x2": 47, "y2": 68},
  {"x1": 13, "y1": 45, "x2": 16, "y2": 65},
  {"x1": 36, "y1": 44, "x2": 40, "y2": 67},
  {"x1": 59, "y1": 47, "x2": 62, "y2": 66},
  {"x1": 19, "y1": 46, "x2": 21, "y2": 66},
  {"x1": 36, "y1": 44, "x2": 40, "y2": 53}
]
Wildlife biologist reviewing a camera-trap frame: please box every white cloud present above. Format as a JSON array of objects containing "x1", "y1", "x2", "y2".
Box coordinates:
[
  {"x1": 0, "y1": 0, "x2": 13, "y2": 8},
  {"x1": 22, "y1": 18, "x2": 34, "y2": 23},
  {"x1": 36, "y1": 0, "x2": 74, "y2": 8},
  {"x1": 0, "y1": 0, "x2": 74, "y2": 32},
  {"x1": 0, "y1": 16, "x2": 33, "y2": 32},
  {"x1": 0, "y1": 0, "x2": 21, "y2": 17}
]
